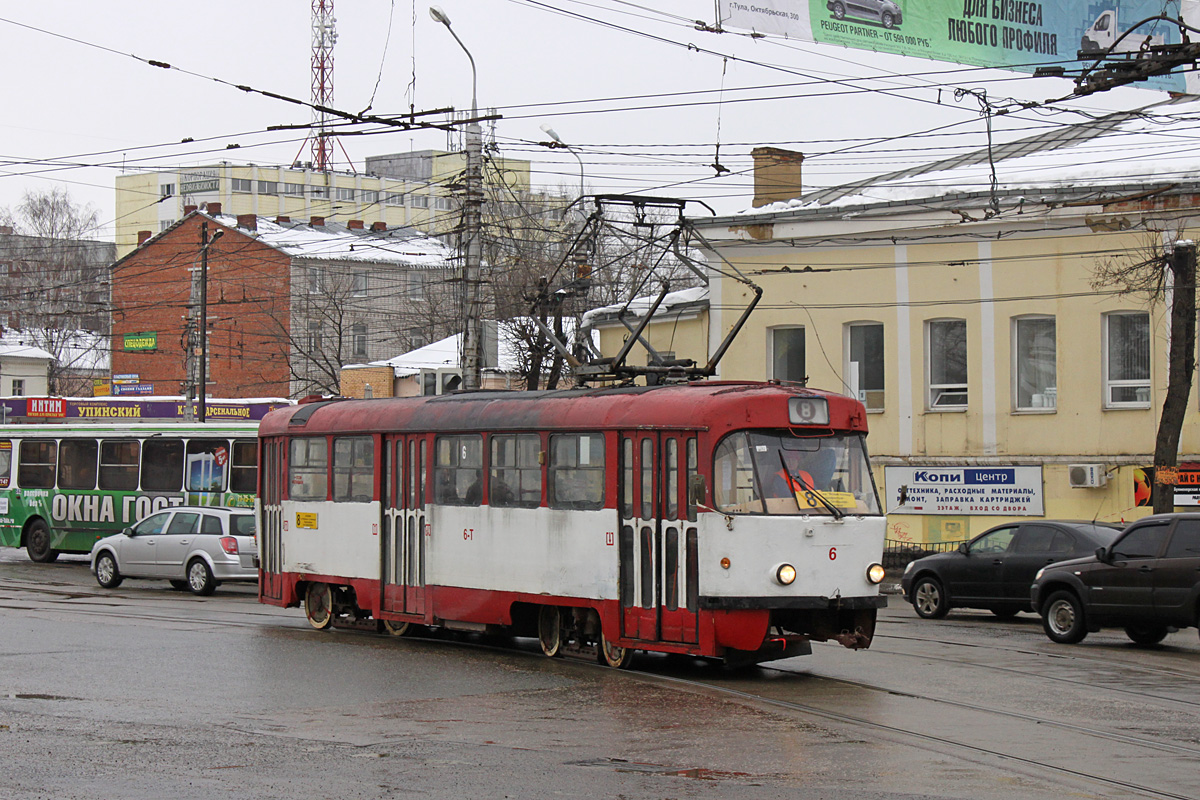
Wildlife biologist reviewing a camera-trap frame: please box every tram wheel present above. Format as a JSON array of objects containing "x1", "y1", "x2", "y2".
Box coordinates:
[
  {"x1": 305, "y1": 582, "x2": 334, "y2": 630},
  {"x1": 381, "y1": 619, "x2": 411, "y2": 637},
  {"x1": 537, "y1": 605, "x2": 563, "y2": 657},
  {"x1": 25, "y1": 520, "x2": 58, "y2": 563},
  {"x1": 597, "y1": 629, "x2": 634, "y2": 669}
]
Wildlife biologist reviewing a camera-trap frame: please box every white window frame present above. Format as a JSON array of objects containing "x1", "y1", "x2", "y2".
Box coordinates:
[
  {"x1": 283, "y1": 182, "x2": 305, "y2": 197},
  {"x1": 352, "y1": 323, "x2": 368, "y2": 358},
  {"x1": 352, "y1": 271, "x2": 368, "y2": 297},
  {"x1": 1103, "y1": 311, "x2": 1151, "y2": 408},
  {"x1": 926, "y1": 318, "x2": 968, "y2": 410},
  {"x1": 768, "y1": 326, "x2": 805, "y2": 383},
  {"x1": 1012, "y1": 315, "x2": 1057, "y2": 412},
  {"x1": 844, "y1": 321, "x2": 885, "y2": 412},
  {"x1": 231, "y1": 178, "x2": 252, "y2": 193}
]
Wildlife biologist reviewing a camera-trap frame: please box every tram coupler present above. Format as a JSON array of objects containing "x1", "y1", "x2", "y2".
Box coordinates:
[
  {"x1": 723, "y1": 635, "x2": 812, "y2": 668},
  {"x1": 833, "y1": 628, "x2": 872, "y2": 650}
]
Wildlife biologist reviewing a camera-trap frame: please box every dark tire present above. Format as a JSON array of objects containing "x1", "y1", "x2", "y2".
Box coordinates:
[
  {"x1": 1124, "y1": 625, "x2": 1168, "y2": 646},
  {"x1": 597, "y1": 628, "x2": 634, "y2": 669},
  {"x1": 538, "y1": 605, "x2": 562, "y2": 657},
  {"x1": 991, "y1": 608, "x2": 1020, "y2": 619},
  {"x1": 911, "y1": 576, "x2": 949, "y2": 619},
  {"x1": 168, "y1": 580, "x2": 189, "y2": 591},
  {"x1": 305, "y1": 582, "x2": 334, "y2": 630},
  {"x1": 95, "y1": 553, "x2": 123, "y2": 589},
  {"x1": 832, "y1": 1, "x2": 845, "y2": 19},
  {"x1": 186, "y1": 558, "x2": 216, "y2": 596},
  {"x1": 1042, "y1": 590, "x2": 1087, "y2": 644},
  {"x1": 25, "y1": 520, "x2": 58, "y2": 563},
  {"x1": 882, "y1": 11, "x2": 895, "y2": 28}
]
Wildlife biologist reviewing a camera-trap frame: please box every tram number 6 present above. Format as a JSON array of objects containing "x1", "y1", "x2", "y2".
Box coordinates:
[
  {"x1": 463, "y1": 528, "x2": 474, "y2": 541},
  {"x1": 828, "y1": 546, "x2": 837, "y2": 561}
]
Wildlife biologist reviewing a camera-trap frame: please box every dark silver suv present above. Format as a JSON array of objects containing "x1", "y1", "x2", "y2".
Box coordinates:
[{"x1": 1030, "y1": 513, "x2": 1200, "y2": 645}]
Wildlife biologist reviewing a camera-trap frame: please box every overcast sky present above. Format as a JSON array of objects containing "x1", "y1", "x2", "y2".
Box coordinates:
[{"x1": 0, "y1": 0, "x2": 1167, "y2": 239}]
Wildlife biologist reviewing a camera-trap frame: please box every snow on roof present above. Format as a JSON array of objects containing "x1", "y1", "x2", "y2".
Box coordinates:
[
  {"x1": 0, "y1": 329, "x2": 108, "y2": 371},
  {"x1": 737, "y1": 95, "x2": 1200, "y2": 217},
  {"x1": 0, "y1": 342, "x2": 55, "y2": 362},
  {"x1": 209, "y1": 213, "x2": 453, "y2": 267},
  {"x1": 581, "y1": 286, "x2": 709, "y2": 328}
]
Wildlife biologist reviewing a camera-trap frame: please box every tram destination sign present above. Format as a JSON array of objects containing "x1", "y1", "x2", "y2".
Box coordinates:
[{"x1": 885, "y1": 465, "x2": 1044, "y2": 515}]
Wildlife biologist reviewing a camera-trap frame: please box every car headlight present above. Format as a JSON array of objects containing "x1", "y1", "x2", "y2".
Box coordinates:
[
  {"x1": 903, "y1": 560, "x2": 915, "y2": 575},
  {"x1": 776, "y1": 563, "x2": 797, "y2": 585},
  {"x1": 1034, "y1": 567, "x2": 1045, "y2": 581},
  {"x1": 866, "y1": 562, "x2": 886, "y2": 584}
]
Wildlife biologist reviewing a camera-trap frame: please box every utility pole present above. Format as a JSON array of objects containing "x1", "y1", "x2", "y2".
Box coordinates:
[
  {"x1": 198, "y1": 223, "x2": 223, "y2": 423},
  {"x1": 1152, "y1": 240, "x2": 1198, "y2": 512}
]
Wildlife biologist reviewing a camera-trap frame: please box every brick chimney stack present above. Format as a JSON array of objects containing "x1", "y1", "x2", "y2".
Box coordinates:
[
  {"x1": 236, "y1": 214, "x2": 258, "y2": 231},
  {"x1": 310, "y1": 216, "x2": 325, "y2": 227},
  {"x1": 137, "y1": 230, "x2": 153, "y2": 246},
  {"x1": 751, "y1": 147, "x2": 804, "y2": 208},
  {"x1": 348, "y1": 219, "x2": 364, "y2": 230},
  {"x1": 370, "y1": 221, "x2": 387, "y2": 232}
]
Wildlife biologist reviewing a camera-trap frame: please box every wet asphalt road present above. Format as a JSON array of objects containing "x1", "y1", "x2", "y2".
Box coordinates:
[{"x1": 1, "y1": 551, "x2": 1198, "y2": 800}]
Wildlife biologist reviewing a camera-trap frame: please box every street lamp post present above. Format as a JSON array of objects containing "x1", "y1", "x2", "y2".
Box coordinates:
[
  {"x1": 539, "y1": 124, "x2": 585, "y2": 200},
  {"x1": 430, "y1": 5, "x2": 483, "y2": 390}
]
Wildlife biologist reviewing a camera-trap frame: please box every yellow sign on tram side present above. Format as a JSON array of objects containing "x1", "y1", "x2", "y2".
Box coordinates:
[{"x1": 295, "y1": 512, "x2": 319, "y2": 529}]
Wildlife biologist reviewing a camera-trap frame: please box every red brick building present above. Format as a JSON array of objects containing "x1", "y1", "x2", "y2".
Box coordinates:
[{"x1": 111, "y1": 205, "x2": 454, "y2": 399}]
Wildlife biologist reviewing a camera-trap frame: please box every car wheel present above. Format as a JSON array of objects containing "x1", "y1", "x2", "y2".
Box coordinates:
[
  {"x1": 186, "y1": 559, "x2": 216, "y2": 596},
  {"x1": 168, "y1": 580, "x2": 189, "y2": 591},
  {"x1": 991, "y1": 608, "x2": 1020, "y2": 619},
  {"x1": 25, "y1": 519, "x2": 59, "y2": 563},
  {"x1": 911, "y1": 576, "x2": 949, "y2": 619},
  {"x1": 1124, "y1": 625, "x2": 1168, "y2": 645},
  {"x1": 95, "y1": 553, "x2": 123, "y2": 589},
  {"x1": 832, "y1": 1, "x2": 845, "y2": 19},
  {"x1": 1042, "y1": 590, "x2": 1087, "y2": 644},
  {"x1": 882, "y1": 11, "x2": 895, "y2": 28}
]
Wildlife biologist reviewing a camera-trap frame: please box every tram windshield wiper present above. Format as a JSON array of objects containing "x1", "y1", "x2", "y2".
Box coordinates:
[{"x1": 777, "y1": 451, "x2": 844, "y2": 520}]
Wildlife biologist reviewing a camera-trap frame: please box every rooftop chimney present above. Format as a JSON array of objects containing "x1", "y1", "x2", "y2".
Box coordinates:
[
  {"x1": 751, "y1": 147, "x2": 804, "y2": 208},
  {"x1": 275, "y1": 215, "x2": 291, "y2": 224},
  {"x1": 0, "y1": 225, "x2": 13, "y2": 235},
  {"x1": 184, "y1": 205, "x2": 198, "y2": 215},
  {"x1": 370, "y1": 221, "x2": 387, "y2": 232},
  {"x1": 347, "y1": 219, "x2": 364, "y2": 230},
  {"x1": 310, "y1": 216, "x2": 325, "y2": 227},
  {"x1": 236, "y1": 214, "x2": 258, "y2": 232},
  {"x1": 137, "y1": 230, "x2": 153, "y2": 246},
  {"x1": 204, "y1": 201, "x2": 222, "y2": 215}
]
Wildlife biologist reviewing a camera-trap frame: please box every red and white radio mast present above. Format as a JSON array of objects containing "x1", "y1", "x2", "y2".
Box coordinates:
[{"x1": 311, "y1": 0, "x2": 337, "y2": 171}]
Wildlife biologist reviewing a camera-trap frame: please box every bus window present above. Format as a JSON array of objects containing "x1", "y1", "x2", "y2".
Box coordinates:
[
  {"x1": 289, "y1": 438, "x2": 328, "y2": 501},
  {"x1": 434, "y1": 434, "x2": 482, "y2": 506},
  {"x1": 18, "y1": 440, "x2": 57, "y2": 489},
  {"x1": 549, "y1": 433, "x2": 605, "y2": 510},
  {"x1": 0, "y1": 440, "x2": 11, "y2": 489},
  {"x1": 186, "y1": 440, "x2": 229, "y2": 492},
  {"x1": 490, "y1": 434, "x2": 541, "y2": 508},
  {"x1": 58, "y1": 439, "x2": 98, "y2": 490},
  {"x1": 142, "y1": 439, "x2": 184, "y2": 492},
  {"x1": 99, "y1": 440, "x2": 139, "y2": 491},
  {"x1": 230, "y1": 440, "x2": 257, "y2": 494},
  {"x1": 333, "y1": 437, "x2": 374, "y2": 502}
]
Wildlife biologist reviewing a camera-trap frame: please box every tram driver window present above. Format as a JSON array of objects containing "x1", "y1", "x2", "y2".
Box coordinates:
[
  {"x1": 289, "y1": 437, "x2": 328, "y2": 501},
  {"x1": 434, "y1": 434, "x2": 482, "y2": 506},
  {"x1": 18, "y1": 440, "x2": 57, "y2": 489},
  {"x1": 713, "y1": 433, "x2": 762, "y2": 514},
  {"x1": 490, "y1": 434, "x2": 541, "y2": 508},
  {"x1": 333, "y1": 437, "x2": 374, "y2": 502},
  {"x1": 549, "y1": 433, "x2": 605, "y2": 510}
]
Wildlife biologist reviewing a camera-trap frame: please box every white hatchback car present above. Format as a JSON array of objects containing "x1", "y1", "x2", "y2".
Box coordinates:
[{"x1": 90, "y1": 506, "x2": 258, "y2": 596}]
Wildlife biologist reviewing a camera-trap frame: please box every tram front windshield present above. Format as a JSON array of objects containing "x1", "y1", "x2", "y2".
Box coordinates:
[{"x1": 713, "y1": 430, "x2": 882, "y2": 516}]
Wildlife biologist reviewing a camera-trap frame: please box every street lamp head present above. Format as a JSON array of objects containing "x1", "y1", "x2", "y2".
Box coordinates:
[
  {"x1": 429, "y1": 5, "x2": 452, "y2": 27},
  {"x1": 539, "y1": 123, "x2": 563, "y2": 144}
]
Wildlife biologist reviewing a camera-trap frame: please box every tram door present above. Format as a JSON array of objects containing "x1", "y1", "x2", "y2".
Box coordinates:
[
  {"x1": 618, "y1": 433, "x2": 699, "y2": 645},
  {"x1": 381, "y1": 436, "x2": 427, "y2": 617},
  {"x1": 258, "y1": 439, "x2": 285, "y2": 603}
]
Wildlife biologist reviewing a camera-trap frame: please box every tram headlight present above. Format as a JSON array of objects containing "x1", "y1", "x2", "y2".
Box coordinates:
[
  {"x1": 866, "y1": 562, "x2": 886, "y2": 585},
  {"x1": 775, "y1": 563, "x2": 797, "y2": 586}
]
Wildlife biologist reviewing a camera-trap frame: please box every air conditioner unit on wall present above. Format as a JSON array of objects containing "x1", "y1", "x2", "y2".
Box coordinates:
[{"x1": 1068, "y1": 464, "x2": 1107, "y2": 488}]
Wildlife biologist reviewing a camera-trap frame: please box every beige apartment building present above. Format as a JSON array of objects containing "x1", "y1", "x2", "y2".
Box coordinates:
[{"x1": 604, "y1": 97, "x2": 1200, "y2": 544}]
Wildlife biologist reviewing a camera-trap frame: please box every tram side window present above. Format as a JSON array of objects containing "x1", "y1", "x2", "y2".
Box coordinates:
[
  {"x1": 289, "y1": 437, "x2": 328, "y2": 501},
  {"x1": 142, "y1": 439, "x2": 184, "y2": 492},
  {"x1": 58, "y1": 439, "x2": 98, "y2": 490},
  {"x1": 434, "y1": 434, "x2": 482, "y2": 506},
  {"x1": 549, "y1": 433, "x2": 605, "y2": 511},
  {"x1": 490, "y1": 434, "x2": 541, "y2": 508},
  {"x1": 0, "y1": 440, "x2": 11, "y2": 489},
  {"x1": 99, "y1": 440, "x2": 139, "y2": 491},
  {"x1": 230, "y1": 440, "x2": 258, "y2": 494},
  {"x1": 333, "y1": 437, "x2": 374, "y2": 502},
  {"x1": 713, "y1": 432, "x2": 763, "y2": 514},
  {"x1": 186, "y1": 439, "x2": 229, "y2": 492},
  {"x1": 18, "y1": 440, "x2": 57, "y2": 488}
]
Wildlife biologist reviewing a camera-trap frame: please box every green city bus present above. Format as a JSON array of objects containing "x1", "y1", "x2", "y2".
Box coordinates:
[{"x1": 0, "y1": 422, "x2": 260, "y2": 562}]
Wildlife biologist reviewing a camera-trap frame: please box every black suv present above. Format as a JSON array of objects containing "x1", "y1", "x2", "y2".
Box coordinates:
[{"x1": 1031, "y1": 513, "x2": 1200, "y2": 645}]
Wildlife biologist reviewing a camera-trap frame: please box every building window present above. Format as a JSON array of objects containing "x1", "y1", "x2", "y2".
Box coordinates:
[
  {"x1": 770, "y1": 327, "x2": 805, "y2": 383},
  {"x1": 361, "y1": 190, "x2": 379, "y2": 205},
  {"x1": 352, "y1": 323, "x2": 368, "y2": 358},
  {"x1": 11, "y1": 379, "x2": 25, "y2": 396},
  {"x1": 283, "y1": 182, "x2": 305, "y2": 196},
  {"x1": 408, "y1": 327, "x2": 427, "y2": 350},
  {"x1": 336, "y1": 187, "x2": 356, "y2": 202},
  {"x1": 408, "y1": 271, "x2": 425, "y2": 299},
  {"x1": 311, "y1": 185, "x2": 329, "y2": 199},
  {"x1": 385, "y1": 193, "x2": 405, "y2": 206},
  {"x1": 160, "y1": 183, "x2": 175, "y2": 198},
  {"x1": 410, "y1": 194, "x2": 430, "y2": 208},
  {"x1": 1105, "y1": 311, "x2": 1151, "y2": 407},
  {"x1": 434, "y1": 196, "x2": 453, "y2": 211},
  {"x1": 1014, "y1": 316, "x2": 1056, "y2": 410},
  {"x1": 308, "y1": 266, "x2": 324, "y2": 294},
  {"x1": 307, "y1": 321, "x2": 322, "y2": 353},
  {"x1": 258, "y1": 180, "x2": 278, "y2": 195},
  {"x1": 927, "y1": 318, "x2": 967, "y2": 409},
  {"x1": 352, "y1": 271, "x2": 368, "y2": 297},
  {"x1": 846, "y1": 322, "x2": 884, "y2": 411},
  {"x1": 231, "y1": 178, "x2": 252, "y2": 193},
  {"x1": 159, "y1": 219, "x2": 175, "y2": 232}
]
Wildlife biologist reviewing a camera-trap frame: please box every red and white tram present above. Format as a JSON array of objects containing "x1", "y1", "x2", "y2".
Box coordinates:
[{"x1": 257, "y1": 381, "x2": 887, "y2": 667}]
